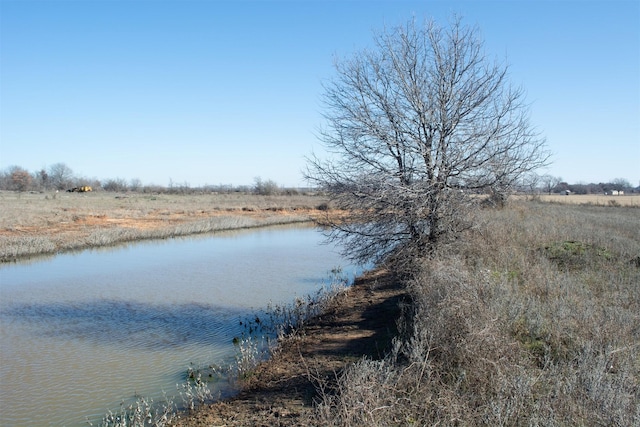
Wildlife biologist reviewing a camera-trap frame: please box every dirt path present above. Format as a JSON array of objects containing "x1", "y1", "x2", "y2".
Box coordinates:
[{"x1": 175, "y1": 269, "x2": 407, "y2": 427}]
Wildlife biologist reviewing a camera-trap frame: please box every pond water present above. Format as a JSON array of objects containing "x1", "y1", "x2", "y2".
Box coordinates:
[{"x1": 0, "y1": 224, "x2": 361, "y2": 426}]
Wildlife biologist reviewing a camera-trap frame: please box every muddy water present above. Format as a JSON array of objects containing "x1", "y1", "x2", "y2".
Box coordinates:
[{"x1": 0, "y1": 225, "x2": 360, "y2": 426}]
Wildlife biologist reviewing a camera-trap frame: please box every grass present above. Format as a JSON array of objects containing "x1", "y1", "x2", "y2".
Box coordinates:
[
  {"x1": 308, "y1": 200, "x2": 639, "y2": 426},
  {"x1": 535, "y1": 193, "x2": 640, "y2": 206},
  {"x1": 0, "y1": 191, "x2": 328, "y2": 261}
]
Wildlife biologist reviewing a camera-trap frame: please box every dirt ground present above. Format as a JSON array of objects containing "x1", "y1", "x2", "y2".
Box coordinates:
[
  {"x1": 175, "y1": 268, "x2": 407, "y2": 427},
  {"x1": 0, "y1": 192, "x2": 336, "y2": 261},
  {"x1": 0, "y1": 192, "x2": 325, "y2": 240}
]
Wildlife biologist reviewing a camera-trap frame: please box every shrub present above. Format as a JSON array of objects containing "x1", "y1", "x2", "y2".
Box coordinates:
[
  {"x1": 253, "y1": 177, "x2": 280, "y2": 196},
  {"x1": 311, "y1": 201, "x2": 640, "y2": 426}
]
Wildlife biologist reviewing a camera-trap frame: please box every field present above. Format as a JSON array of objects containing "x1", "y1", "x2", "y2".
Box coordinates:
[
  {"x1": 537, "y1": 193, "x2": 640, "y2": 206},
  {"x1": 0, "y1": 191, "x2": 329, "y2": 262}
]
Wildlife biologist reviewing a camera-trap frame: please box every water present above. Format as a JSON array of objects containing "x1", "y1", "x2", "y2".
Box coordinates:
[{"x1": 0, "y1": 225, "x2": 360, "y2": 426}]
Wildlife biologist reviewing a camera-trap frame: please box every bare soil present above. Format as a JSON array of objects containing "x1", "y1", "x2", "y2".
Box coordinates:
[
  {"x1": 0, "y1": 208, "x2": 317, "y2": 240},
  {"x1": 175, "y1": 268, "x2": 407, "y2": 427}
]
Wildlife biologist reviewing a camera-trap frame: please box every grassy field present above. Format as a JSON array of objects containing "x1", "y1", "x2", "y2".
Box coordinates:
[
  {"x1": 309, "y1": 200, "x2": 639, "y2": 426},
  {"x1": 537, "y1": 193, "x2": 640, "y2": 206},
  {"x1": 0, "y1": 191, "x2": 329, "y2": 261}
]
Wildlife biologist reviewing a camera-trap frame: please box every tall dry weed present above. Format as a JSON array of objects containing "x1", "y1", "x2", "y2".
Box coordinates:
[{"x1": 312, "y1": 201, "x2": 639, "y2": 426}]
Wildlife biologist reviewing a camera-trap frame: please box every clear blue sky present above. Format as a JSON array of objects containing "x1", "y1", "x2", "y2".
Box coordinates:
[{"x1": 1, "y1": 0, "x2": 638, "y2": 188}]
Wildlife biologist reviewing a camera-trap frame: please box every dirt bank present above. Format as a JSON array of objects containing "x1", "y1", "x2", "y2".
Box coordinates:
[
  {"x1": 0, "y1": 192, "x2": 334, "y2": 261},
  {"x1": 175, "y1": 268, "x2": 407, "y2": 426}
]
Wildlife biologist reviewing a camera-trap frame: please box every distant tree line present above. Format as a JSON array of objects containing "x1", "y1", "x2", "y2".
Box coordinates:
[
  {"x1": 0, "y1": 164, "x2": 636, "y2": 196},
  {"x1": 515, "y1": 174, "x2": 639, "y2": 195},
  {"x1": 0, "y1": 163, "x2": 310, "y2": 195},
  {"x1": 551, "y1": 178, "x2": 637, "y2": 195},
  {"x1": 0, "y1": 163, "x2": 83, "y2": 192}
]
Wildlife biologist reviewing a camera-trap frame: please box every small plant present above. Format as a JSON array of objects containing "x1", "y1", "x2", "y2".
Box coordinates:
[
  {"x1": 179, "y1": 369, "x2": 214, "y2": 411},
  {"x1": 543, "y1": 240, "x2": 615, "y2": 270},
  {"x1": 92, "y1": 393, "x2": 177, "y2": 427},
  {"x1": 231, "y1": 337, "x2": 265, "y2": 380}
]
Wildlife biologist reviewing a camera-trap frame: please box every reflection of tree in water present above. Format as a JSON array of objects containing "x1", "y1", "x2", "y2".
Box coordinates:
[{"x1": 4, "y1": 300, "x2": 249, "y2": 350}]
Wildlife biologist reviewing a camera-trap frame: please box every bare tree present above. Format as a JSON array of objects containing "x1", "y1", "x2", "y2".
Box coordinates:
[
  {"x1": 130, "y1": 178, "x2": 142, "y2": 192},
  {"x1": 36, "y1": 168, "x2": 49, "y2": 190},
  {"x1": 541, "y1": 174, "x2": 562, "y2": 195},
  {"x1": 521, "y1": 172, "x2": 541, "y2": 197},
  {"x1": 611, "y1": 178, "x2": 632, "y2": 191},
  {"x1": 306, "y1": 17, "x2": 549, "y2": 266},
  {"x1": 48, "y1": 163, "x2": 75, "y2": 190},
  {"x1": 253, "y1": 177, "x2": 280, "y2": 196},
  {"x1": 8, "y1": 166, "x2": 32, "y2": 192},
  {"x1": 103, "y1": 178, "x2": 128, "y2": 192}
]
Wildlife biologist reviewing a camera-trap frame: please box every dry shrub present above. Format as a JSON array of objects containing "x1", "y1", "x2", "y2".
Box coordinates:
[{"x1": 311, "y1": 201, "x2": 639, "y2": 426}]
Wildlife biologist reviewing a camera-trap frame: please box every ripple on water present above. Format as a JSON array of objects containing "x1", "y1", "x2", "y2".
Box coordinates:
[
  {"x1": 3, "y1": 300, "x2": 246, "y2": 350},
  {"x1": 0, "y1": 226, "x2": 359, "y2": 426}
]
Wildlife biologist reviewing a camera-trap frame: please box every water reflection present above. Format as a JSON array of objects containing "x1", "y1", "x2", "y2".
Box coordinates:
[
  {"x1": 3, "y1": 300, "x2": 247, "y2": 350},
  {"x1": 0, "y1": 225, "x2": 359, "y2": 427}
]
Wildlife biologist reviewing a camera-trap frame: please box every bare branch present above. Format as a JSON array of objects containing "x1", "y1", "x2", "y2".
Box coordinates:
[{"x1": 306, "y1": 16, "x2": 549, "y2": 268}]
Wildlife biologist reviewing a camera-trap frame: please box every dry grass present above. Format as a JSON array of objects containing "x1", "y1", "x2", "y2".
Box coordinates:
[
  {"x1": 5, "y1": 191, "x2": 638, "y2": 425},
  {"x1": 533, "y1": 193, "x2": 640, "y2": 206},
  {"x1": 0, "y1": 191, "x2": 329, "y2": 261},
  {"x1": 0, "y1": 190, "x2": 326, "y2": 229},
  {"x1": 310, "y1": 201, "x2": 639, "y2": 426}
]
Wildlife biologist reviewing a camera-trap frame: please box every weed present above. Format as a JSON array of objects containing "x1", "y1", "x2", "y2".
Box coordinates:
[
  {"x1": 178, "y1": 370, "x2": 214, "y2": 411},
  {"x1": 309, "y1": 201, "x2": 640, "y2": 426},
  {"x1": 544, "y1": 240, "x2": 615, "y2": 270},
  {"x1": 90, "y1": 393, "x2": 177, "y2": 427}
]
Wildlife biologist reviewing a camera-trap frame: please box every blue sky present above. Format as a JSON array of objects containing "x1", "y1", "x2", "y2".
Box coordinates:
[{"x1": 1, "y1": 0, "x2": 638, "y2": 188}]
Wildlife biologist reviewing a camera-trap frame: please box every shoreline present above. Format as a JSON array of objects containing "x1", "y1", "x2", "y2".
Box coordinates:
[
  {"x1": 0, "y1": 212, "x2": 318, "y2": 263},
  {"x1": 174, "y1": 268, "x2": 406, "y2": 426},
  {"x1": 0, "y1": 191, "x2": 406, "y2": 426},
  {"x1": 0, "y1": 192, "x2": 332, "y2": 262}
]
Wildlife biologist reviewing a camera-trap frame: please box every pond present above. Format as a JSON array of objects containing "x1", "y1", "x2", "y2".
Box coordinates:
[{"x1": 0, "y1": 224, "x2": 362, "y2": 426}]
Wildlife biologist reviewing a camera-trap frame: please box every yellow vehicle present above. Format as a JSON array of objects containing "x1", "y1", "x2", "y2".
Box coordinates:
[{"x1": 68, "y1": 186, "x2": 92, "y2": 192}]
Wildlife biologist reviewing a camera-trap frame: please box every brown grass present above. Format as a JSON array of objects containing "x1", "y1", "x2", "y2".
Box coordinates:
[
  {"x1": 309, "y1": 200, "x2": 640, "y2": 426},
  {"x1": 4, "y1": 191, "x2": 638, "y2": 425},
  {"x1": 534, "y1": 193, "x2": 640, "y2": 206},
  {"x1": 176, "y1": 200, "x2": 639, "y2": 426},
  {"x1": 0, "y1": 191, "x2": 330, "y2": 261}
]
